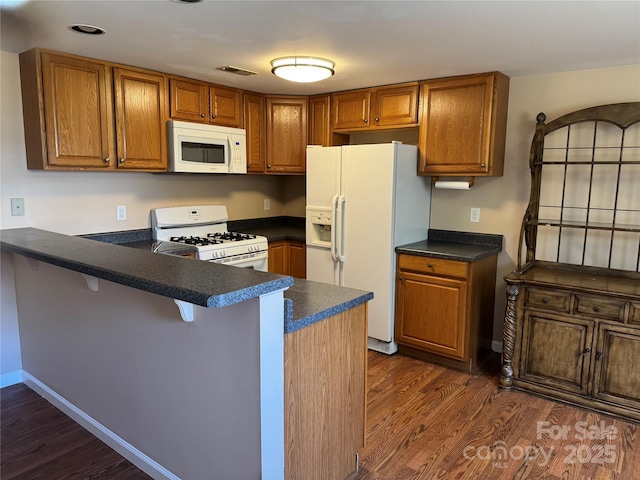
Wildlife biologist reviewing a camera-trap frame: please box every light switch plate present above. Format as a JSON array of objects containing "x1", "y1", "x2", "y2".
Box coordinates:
[{"x1": 470, "y1": 208, "x2": 480, "y2": 223}]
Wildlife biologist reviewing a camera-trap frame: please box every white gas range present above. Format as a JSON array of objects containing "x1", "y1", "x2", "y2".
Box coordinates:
[{"x1": 151, "y1": 205, "x2": 269, "y2": 271}]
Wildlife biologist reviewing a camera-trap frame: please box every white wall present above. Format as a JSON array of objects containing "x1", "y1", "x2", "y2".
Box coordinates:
[{"x1": 429, "y1": 63, "x2": 640, "y2": 347}]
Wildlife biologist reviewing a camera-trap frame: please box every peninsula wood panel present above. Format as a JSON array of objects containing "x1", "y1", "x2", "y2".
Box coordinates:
[{"x1": 284, "y1": 303, "x2": 367, "y2": 480}]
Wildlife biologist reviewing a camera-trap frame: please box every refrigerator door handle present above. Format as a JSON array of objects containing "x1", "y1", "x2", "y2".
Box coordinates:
[
  {"x1": 337, "y1": 195, "x2": 346, "y2": 263},
  {"x1": 330, "y1": 195, "x2": 339, "y2": 262}
]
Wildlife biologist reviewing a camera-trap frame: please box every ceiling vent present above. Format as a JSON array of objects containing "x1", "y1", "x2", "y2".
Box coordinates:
[{"x1": 216, "y1": 66, "x2": 258, "y2": 77}]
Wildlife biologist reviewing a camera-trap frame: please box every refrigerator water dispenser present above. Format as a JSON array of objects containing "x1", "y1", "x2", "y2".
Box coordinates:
[{"x1": 306, "y1": 208, "x2": 332, "y2": 247}]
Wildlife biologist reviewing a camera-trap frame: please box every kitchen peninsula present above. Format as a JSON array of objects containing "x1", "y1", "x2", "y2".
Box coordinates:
[{"x1": 0, "y1": 227, "x2": 372, "y2": 480}]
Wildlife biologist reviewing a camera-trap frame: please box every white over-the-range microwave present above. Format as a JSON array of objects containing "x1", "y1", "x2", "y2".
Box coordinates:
[{"x1": 167, "y1": 120, "x2": 247, "y2": 174}]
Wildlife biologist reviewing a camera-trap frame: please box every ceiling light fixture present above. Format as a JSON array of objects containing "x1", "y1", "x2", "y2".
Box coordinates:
[{"x1": 270, "y1": 56, "x2": 335, "y2": 83}]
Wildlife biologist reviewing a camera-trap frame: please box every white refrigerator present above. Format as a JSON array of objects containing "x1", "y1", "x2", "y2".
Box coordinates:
[{"x1": 305, "y1": 142, "x2": 431, "y2": 354}]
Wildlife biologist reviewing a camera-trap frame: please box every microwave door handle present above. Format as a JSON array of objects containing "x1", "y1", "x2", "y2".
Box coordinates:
[{"x1": 227, "y1": 136, "x2": 233, "y2": 172}]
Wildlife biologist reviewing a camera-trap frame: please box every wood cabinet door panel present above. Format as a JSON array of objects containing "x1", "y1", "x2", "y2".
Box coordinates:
[
  {"x1": 593, "y1": 324, "x2": 640, "y2": 410},
  {"x1": 332, "y1": 90, "x2": 370, "y2": 130},
  {"x1": 41, "y1": 53, "x2": 111, "y2": 168},
  {"x1": 114, "y1": 68, "x2": 166, "y2": 170},
  {"x1": 268, "y1": 241, "x2": 287, "y2": 275},
  {"x1": 266, "y1": 97, "x2": 307, "y2": 173},
  {"x1": 396, "y1": 272, "x2": 467, "y2": 360},
  {"x1": 521, "y1": 311, "x2": 593, "y2": 394},
  {"x1": 210, "y1": 85, "x2": 242, "y2": 127},
  {"x1": 288, "y1": 241, "x2": 306, "y2": 279},
  {"x1": 308, "y1": 95, "x2": 331, "y2": 146},
  {"x1": 169, "y1": 78, "x2": 208, "y2": 122},
  {"x1": 419, "y1": 77, "x2": 491, "y2": 174},
  {"x1": 372, "y1": 84, "x2": 418, "y2": 127},
  {"x1": 244, "y1": 93, "x2": 265, "y2": 173}
]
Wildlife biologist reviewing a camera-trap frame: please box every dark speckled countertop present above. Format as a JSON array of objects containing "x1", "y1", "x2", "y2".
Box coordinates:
[
  {"x1": 396, "y1": 229, "x2": 503, "y2": 261},
  {"x1": 228, "y1": 216, "x2": 305, "y2": 243},
  {"x1": 1, "y1": 222, "x2": 372, "y2": 334},
  {"x1": 0, "y1": 228, "x2": 293, "y2": 308}
]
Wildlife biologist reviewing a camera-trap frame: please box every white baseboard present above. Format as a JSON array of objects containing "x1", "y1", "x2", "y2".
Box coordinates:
[
  {"x1": 368, "y1": 337, "x2": 398, "y2": 355},
  {"x1": 22, "y1": 372, "x2": 180, "y2": 480},
  {"x1": 0, "y1": 369, "x2": 23, "y2": 388},
  {"x1": 492, "y1": 340, "x2": 503, "y2": 353}
]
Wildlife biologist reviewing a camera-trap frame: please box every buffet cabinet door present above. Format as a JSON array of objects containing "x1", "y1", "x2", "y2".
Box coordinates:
[{"x1": 520, "y1": 311, "x2": 594, "y2": 395}]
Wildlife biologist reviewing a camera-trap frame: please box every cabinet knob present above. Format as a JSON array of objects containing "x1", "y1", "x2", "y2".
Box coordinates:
[
  {"x1": 596, "y1": 351, "x2": 603, "y2": 360},
  {"x1": 267, "y1": 164, "x2": 271, "y2": 169},
  {"x1": 582, "y1": 348, "x2": 591, "y2": 356},
  {"x1": 542, "y1": 297, "x2": 550, "y2": 304},
  {"x1": 200, "y1": 113, "x2": 206, "y2": 118},
  {"x1": 364, "y1": 118, "x2": 368, "y2": 124},
  {"x1": 104, "y1": 157, "x2": 110, "y2": 163},
  {"x1": 593, "y1": 306, "x2": 602, "y2": 313},
  {"x1": 427, "y1": 263, "x2": 434, "y2": 268},
  {"x1": 119, "y1": 158, "x2": 125, "y2": 164},
  {"x1": 375, "y1": 117, "x2": 379, "y2": 122},
  {"x1": 481, "y1": 163, "x2": 487, "y2": 169},
  {"x1": 211, "y1": 114, "x2": 217, "y2": 119}
]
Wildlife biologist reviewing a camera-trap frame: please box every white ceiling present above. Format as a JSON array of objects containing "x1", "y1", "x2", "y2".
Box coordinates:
[{"x1": 1, "y1": 0, "x2": 639, "y2": 95}]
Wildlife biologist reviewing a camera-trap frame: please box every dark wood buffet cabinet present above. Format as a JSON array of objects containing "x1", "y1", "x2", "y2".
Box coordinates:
[
  {"x1": 18, "y1": 47, "x2": 509, "y2": 177},
  {"x1": 501, "y1": 103, "x2": 640, "y2": 423}
]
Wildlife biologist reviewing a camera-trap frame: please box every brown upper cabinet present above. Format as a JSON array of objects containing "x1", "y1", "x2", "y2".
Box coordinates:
[
  {"x1": 243, "y1": 92, "x2": 266, "y2": 173},
  {"x1": 418, "y1": 72, "x2": 509, "y2": 177},
  {"x1": 308, "y1": 95, "x2": 331, "y2": 146},
  {"x1": 19, "y1": 48, "x2": 167, "y2": 171},
  {"x1": 169, "y1": 76, "x2": 242, "y2": 127},
  {"x1": 331, "y1": 82, "x2": 419, "y2": 132},
  {"x1": 265, "y1": 96, "x2": 308, "y2": 174}
]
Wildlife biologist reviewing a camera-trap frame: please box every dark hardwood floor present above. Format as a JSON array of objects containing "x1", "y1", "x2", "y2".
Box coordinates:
[
  {"x1": 355, "y1": 351, "x2": 640, "y2": 480},
  {"x1": 2, "y1": 352, "x2": 639, "y2": 479},
  {"x1": 1, "y1": 383, "x2": 151, "y2": 479}
]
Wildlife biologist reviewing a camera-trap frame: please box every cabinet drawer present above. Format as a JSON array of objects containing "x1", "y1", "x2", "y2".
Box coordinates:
[
  {"x1": 575, "y1": 295, "x2": 625, "y2": 322},
  {"x1": 524, "y1": 288, "x2": 571, "y2": 313},
  {"x1": 398, "y1": 255, "x2": 467, "y2": 278}
]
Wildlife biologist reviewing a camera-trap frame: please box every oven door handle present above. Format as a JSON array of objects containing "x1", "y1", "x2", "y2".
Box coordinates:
[{"x1": 212, "y1": 253, "x2": 267, "y2": 268}]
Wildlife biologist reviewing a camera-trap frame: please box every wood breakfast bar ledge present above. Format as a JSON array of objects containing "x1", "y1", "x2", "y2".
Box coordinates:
[{"x1": 0, "y1": 227, "x2": 373, "y2": 480}]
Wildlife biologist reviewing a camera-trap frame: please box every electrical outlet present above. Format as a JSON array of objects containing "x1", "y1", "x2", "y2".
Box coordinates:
[
  {"x1": 116, "y1": 205, "x2": 127, "y2": 221},
  {"x1": 470, "y1": 208, "x2": 481, "y2": 223},
  {"x1": 264, "y1": 199, "x2": 271, "y2": 211},
  {"x1": 10, "y1": 198, "x2": 25, "y2": 216}
]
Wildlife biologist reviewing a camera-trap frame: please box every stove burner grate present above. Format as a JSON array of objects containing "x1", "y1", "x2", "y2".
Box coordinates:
[
  {"x1": 208, "y1": 232, "x2": 257, "y2": 242},
  {"x1": 170, "y1": 236, "x2": 223, "y2": 246}
]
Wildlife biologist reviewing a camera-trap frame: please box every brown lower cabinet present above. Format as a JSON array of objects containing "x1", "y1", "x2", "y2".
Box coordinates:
[
  {"x1": 268, "y1": 240, "x2": 306, "y2": 278},
  {"x1": 394, "y1": 253, "x2": 498, "y2": 372}
]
